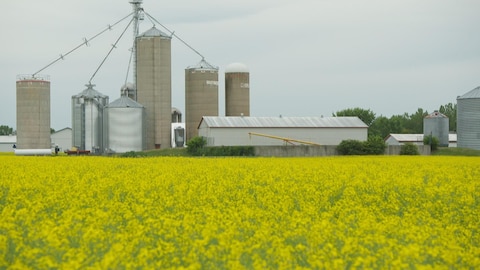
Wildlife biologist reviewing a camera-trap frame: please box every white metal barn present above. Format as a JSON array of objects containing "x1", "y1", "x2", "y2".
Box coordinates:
[
  {"x1": 0, "y1": 135, "x2": 16, "y2": 152},
  {"x1": 198, "y1": 116, "x2": 368, "y2": 146},
  {"x1": 385, "y1": 133, "x2": 457, "y2": 147},
  {"x1": 51, "y1": 127, "x2": 73, "y2": 152}
]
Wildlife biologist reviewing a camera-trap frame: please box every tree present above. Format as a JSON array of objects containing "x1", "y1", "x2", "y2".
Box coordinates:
[
  {"x1": 423, "y1": 135, "x2": 439, "y2": 151},
  {"x1": 439, "y1": 103, "x2": 457, "y2": 132},
  {"x1": 0, "y1": 125, "x2": 13, "y2": 135},
  {"x1": 403, "y1": 108, "x2": 428, "y2": 134},
  {"x1": 333, "y1": 107, "x2": 376, "y2": 126},
  {"x1": 369, "y1": 115, "x2": 405, "y2": 138}
]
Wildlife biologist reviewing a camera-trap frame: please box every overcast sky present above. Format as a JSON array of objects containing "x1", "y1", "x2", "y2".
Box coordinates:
[{"x1": 2, "y1": 0, "x2": 479, "y2": 130}]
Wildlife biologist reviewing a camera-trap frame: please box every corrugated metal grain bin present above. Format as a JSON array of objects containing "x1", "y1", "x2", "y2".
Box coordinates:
[
  {"x1": 423, "y1": 111, "x2": 449, "y2": 147},
  {"x1": 71, "y1": 84, "x2": 108, "y2": 153},
  {"x1": 105, "y1": 96, "x2": 145, "y2": 153},
  {"x1": 457, "y1": 86, "x2": 480, "y2": 150}
]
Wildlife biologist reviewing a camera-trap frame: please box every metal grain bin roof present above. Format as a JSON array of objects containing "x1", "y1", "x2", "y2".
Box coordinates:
[
  {"x1": 73, "y1": 84, "x2": 107, "y2": 99},
  {"x1": 199, "y1": 116, "x2": 368, "y2": 128},
  {"x1": 187, "y1": 59, "x2": 218, "y2": 71},
  {"x1": 457, "y1": 86, "x2": 480, "y2": 99},
  {"x1": 425, "y1": 111, "x2": 448, "y2": 118},
  {"x1": 107, "y1": 96, "x2": 144, "y2": 108},
  {"x1": 138, "y1": 27, "x2": 170, "y2": 38}
]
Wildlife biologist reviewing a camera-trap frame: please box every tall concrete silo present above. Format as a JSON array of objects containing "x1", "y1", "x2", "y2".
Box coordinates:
[
  {"x1": 136, "y1": 26, "x2": 172, "y2": 149},
  {"x1": 423, "y1": 111, "x2": 449, "y2": 147},
  {"x1": 71, "y1": 84, "x2": 108, "y2": 153},
  {"x1": 16, "y1": 75, "x2": 51, "y2": 149},
  {"x1": 225, "y1": 62, "x2": 250, "y2": 116},
  {"x1": 457, "y1": 86, "x2": 480, "y2": 150},
  {"x1": 185, "y1": 59, "x2": 219, "y2": 142},
  {"x1": 104, "y1": 94, "x2": 145, "y2": 153}
]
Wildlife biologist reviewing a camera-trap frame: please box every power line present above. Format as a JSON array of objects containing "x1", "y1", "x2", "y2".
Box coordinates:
[
  {"x1": 144, "y1": 12, "x2": 205, "y2": 60},
  {"x1": 32, "y1": 12, "x2": 135, "y2": 77},
  {"x1": 89, "y1": 17, "x2": 134, "y2": 84}
]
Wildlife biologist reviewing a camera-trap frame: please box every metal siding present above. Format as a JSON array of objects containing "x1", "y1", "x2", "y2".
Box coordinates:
[
  {"x1": 107, "y1": 107, "x2": 144, "y2": 153},
  {"x1": 201, "y1": 127, "x2": 367, "y2": 146},
  {"x1": 423, "y1": 117, "x2": 449, "y2": 147},
  {"x1": 457, "y1": 97, "x2": 480, "y2": 150},
  {"x1": 51, "y1": 129, "x2": 72, "y2": 152}
]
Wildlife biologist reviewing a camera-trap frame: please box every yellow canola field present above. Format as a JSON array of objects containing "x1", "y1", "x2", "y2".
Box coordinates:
[{"x1": 0, "y1": 156, "x2": 479, "y2": 269}]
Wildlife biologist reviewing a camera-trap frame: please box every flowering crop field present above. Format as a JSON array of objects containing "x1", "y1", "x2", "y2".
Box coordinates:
[{"x1": 0, "y1": 156, "x2": 479, "y2": 269}]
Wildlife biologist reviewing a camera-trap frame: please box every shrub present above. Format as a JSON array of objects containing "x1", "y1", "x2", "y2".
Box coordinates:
[
  {"x1": 423, "y1": 135, "x2": 439, "y2": 151},
  {"x1": 186, "y1": 136, "x2": 207, "y2": 155},
  {"x1": 337, "y1": 140, "x2": 365, "y2": 155},
  {"x1": 400, "y1": 143, "x2": 420, "y2": 155},
  {"x1": 337, "y1": 137, "x2": 386, "y2": 155},
  {"x1": 364, "y1": 136, "x2": 387, "y2": 155}
]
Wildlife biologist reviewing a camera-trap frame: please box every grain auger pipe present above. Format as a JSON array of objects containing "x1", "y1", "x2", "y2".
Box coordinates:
[{"x1": 248, "y1": 132, "x2": 321, "y2": 146}]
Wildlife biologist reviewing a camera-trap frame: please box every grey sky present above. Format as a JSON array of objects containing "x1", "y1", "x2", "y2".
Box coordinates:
[{"x1": 1, "y1": 0, "x2": 479, "y2": 130}]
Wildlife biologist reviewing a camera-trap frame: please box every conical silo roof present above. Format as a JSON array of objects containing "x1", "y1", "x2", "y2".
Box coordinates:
[
  {"x1": 73, "y1": 84, "x2": 107, "y2": 99},
  {"x1": 138, "y1": 26, "x2": 170, "y2": 38},
  {"x1": 107, "y1": 96, "x2": 144, "y2": 108},
  {"x1": 187, "y1": 59, "x2": 218, "y2": 71},
  {"x1": 424, "y1": 111, "x2": 448, "y2": 119},
  {"x1": 457, "y1": 86, "x2": 480, "y2": 100}
]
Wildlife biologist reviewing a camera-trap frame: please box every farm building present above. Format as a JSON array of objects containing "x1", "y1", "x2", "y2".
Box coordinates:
[
  {"x1": 51, "y1": 127, "x2": 72, "y2": 152},
  {"x1": 0, "y1": 135, "x2": 17, "y2": 152},
  {"x1": 197, "y1": 116, "x2": 368, "y2": 146},
  {"x1": 385, "y1": 134, "x2": 457, "y2": 147},
  {"x1": 0, "y1": 128, "x2": 74, "y2": 153}
]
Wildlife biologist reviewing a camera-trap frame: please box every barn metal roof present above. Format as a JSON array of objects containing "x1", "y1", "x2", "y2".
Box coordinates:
[
  {"x1": 457, "y1": 86, "x2": 480, "y2": 99},
  {"x1": 200, "y1": 116, "x2": 368, "y2": 128},
  {"x1": 0, "y1": 135, "x2": 16, "y2": 143},
  {"x1": 386, "y1": 133, "x2": 457, "y2": 142}
]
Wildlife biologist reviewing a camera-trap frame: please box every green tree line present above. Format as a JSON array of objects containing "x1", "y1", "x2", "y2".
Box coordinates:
[{"x1": 333, "y1": 103, "x2": 456, "y2": 139}]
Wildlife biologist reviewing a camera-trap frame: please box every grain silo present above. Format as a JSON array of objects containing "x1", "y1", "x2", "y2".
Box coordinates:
[
  {"x1": 104, "y1": 93, "x2": 145, "y2": 153},
  {"x1": 457, "y1": 86, "x2": 480, "y2": 150},
  {"x1": 185, "y1": 59, "x2": 219, "y2": 142},
  {"x1": 71, "y1": 84, "x2": 108, "y2": 153},
  {"x1": 136, "y1": 26, "x2": 172, "y2": 149},
  {"x1": 16, "y1": 75, "x2": 51, "y2": 149},
  {"x1": 423, "y1": 111, "x2": 449, "y2": 147},
  {"x1": 225, "y1": 62, "x2": 250, "y2": 116}
]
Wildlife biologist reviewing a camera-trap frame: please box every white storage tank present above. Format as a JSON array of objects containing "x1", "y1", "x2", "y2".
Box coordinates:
[
  {"x1": 105, "y1": 94, "x2": 145, "y2": 153},
  {"x1": 72, "y1": 84, "x2": 108, "y2": 153},
  {"x1": 457, "y1": 86, "x2": 480, "y2": 150},
  {"x1": 423, "y1": 111, "x2": 449, "y2": 147}
]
